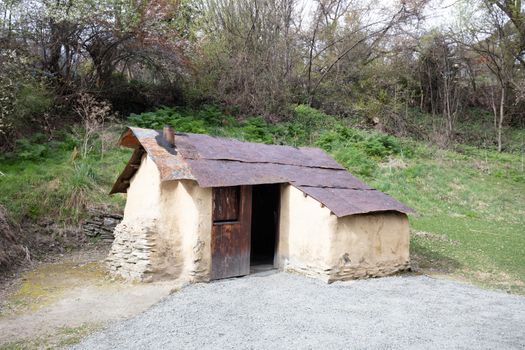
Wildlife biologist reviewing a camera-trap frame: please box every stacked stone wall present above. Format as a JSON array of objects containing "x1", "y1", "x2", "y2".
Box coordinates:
[
  {"x1": 83, "y1": 213, "x2": 122, "y2": 241},
  {"x1": 107, "y1": 220, "x2": 157, "y2": 281}
]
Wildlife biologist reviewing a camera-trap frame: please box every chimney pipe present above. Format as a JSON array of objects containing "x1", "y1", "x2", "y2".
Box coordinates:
[{"x1": 163, "y1": 125, "x2": 175, "y2": 147}]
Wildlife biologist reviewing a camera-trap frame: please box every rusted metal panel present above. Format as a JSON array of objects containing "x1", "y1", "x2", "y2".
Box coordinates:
[
  {"x1": 185, "y1": 160, "x2": 288, "y2": 187},
  {"x1": 186, "y1": 159, "x2": 371, "y2": 189},
  {"x1": 296, "y1": 186, "x2": 414, "y2": 216},
  {"x1": 127, "y1": 128, "x2": 194, "y2": 181},
  {"x1": 111, "y1": 126, "x2": 414, "y2": 217},
  {"x1": 175, "y1": 133, "x2": 344, "y2": 169},
  {"x1": 119, "y1": 129, "x2": 141, "y2": 148},
  {"x1": 211, "y1": 186, "x2": 251, "y2": 280},
  {"x1": 110, "y1": 128, "x2": 195, "y2": 193}
]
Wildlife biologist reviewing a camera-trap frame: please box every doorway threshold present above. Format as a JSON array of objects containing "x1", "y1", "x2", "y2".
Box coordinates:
[{"x1": 250, "y1": 264, "x2": 277, "y2": 275}]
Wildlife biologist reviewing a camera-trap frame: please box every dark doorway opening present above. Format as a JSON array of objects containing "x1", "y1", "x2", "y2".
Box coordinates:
[{"x1": 250, "y1": 184, "x2": 280, "y2": 267}]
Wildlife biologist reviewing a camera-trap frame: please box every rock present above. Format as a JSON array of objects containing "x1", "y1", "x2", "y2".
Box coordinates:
[
  {"x1": 82, "y1": 212, "x2": 122, "y2": 241},
  {"x1": 107, "y1": 220, "x2": 157, "y2": 282}
]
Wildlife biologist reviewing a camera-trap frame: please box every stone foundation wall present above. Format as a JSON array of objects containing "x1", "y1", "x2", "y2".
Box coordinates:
[
  {"x1": 326, "y1": 260, "x2": 410, "y2": 282},
  {"x1": 106, "y1": 220, "x2": 157, "y2": 282},
  {"x1": 83, "y1": 213, "x2": 122, "y2": 241},
  {"x1": 277, "y1": 257, "x2": 332, "y2": 282},
  {"x1": 279, "y1": 257, "x2": 410, "y2": 283}
]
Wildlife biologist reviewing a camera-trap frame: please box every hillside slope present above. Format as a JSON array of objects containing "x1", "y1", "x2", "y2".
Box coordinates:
[{"x1": 0, "y1": 106, "x2": 524, "y2": 293}]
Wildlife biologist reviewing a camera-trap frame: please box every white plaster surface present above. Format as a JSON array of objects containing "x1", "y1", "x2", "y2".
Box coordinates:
[{"x1": 277, "y1": 185, "x2": 409, "y2": 281}]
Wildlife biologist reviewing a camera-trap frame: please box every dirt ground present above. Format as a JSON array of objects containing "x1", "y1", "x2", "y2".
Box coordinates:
[
  {"x1": 2, "y1": 245, "x2": 524, "y2": 349},
  {"x1": 0, "y1": 246, "x2": 178, "y2": 349}
]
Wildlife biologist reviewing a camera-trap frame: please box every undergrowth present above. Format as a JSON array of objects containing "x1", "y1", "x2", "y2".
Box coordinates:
[
  {"x1": 128, "y1": 105, "x2": 412, "y2": 178},
  {"x1": 0, "y1": 126, "x2": 127, "y2": 224}
]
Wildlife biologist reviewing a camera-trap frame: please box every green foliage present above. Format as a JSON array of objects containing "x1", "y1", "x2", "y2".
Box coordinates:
[
  {"x1": 64, "y1": 161, "x2": 100, "y2": 218},
  {"x1": 333, "y1": 147, "x2": 378, "y2": 178},
  {"x1": 293, "y1": 104, "x2": 331, "y2": 126},
  {"x1": 0, "y1": 51, "x2": 53, "y2": 146},
  {"x1": 289, "y1": 105, "x2": 338, "y2": 144},
  {"x1": 239, "y1": 117, "x2": 273, "y2": 144},
  {"x1": 315, "y1": 125, "x2": 406, "y2": 177},
  {"x1": 16, "y1": 83, "x2": 53, "y2": 118},
  {"x1": 194, "y1": 105, "x2": 237, "y2": 127},
  {"x1": 0, "y1": 126, "x2": 127, "y2": 223},
  {"x1": 128, "y1": 105, "x2": 236, "y2": 133},
  {"x1": 14, "y1": 134, "x2": 50, "y2": 160}
]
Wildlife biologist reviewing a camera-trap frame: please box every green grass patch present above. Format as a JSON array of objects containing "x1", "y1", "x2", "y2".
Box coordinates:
[
  {"x1": 370, "y1": 147, "x2": 525, "y2": 293},
  {"x1": 0, "y1": 126, "x2": 128, "y2": 224}
]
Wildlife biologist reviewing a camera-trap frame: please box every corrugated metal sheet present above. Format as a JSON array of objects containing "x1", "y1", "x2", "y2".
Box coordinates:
[
  {"x1": 175, "y1": 133, "x2": 344, "y2": 169},
  {"x1": 296, "y1": 186, "x2": 413, "y2": 217},
  {"x1": 121, "y1": 128, "x2": 195, "y2": 182},
  {"x1": 185, "y1": 159, "x2": 372, "y2": 189},
  {"x1": 111, "y1": 127, "x2": 414, "y2": 217}
]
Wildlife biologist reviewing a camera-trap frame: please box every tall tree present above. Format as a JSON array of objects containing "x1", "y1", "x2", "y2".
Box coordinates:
[{"x1": 456, "y1": 0, "x2": 522, "y2": 151}]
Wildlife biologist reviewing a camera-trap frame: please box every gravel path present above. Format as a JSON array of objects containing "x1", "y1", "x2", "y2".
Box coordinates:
[{"x1": 73, "y1": 272, "x2": 525, "y2": 350}]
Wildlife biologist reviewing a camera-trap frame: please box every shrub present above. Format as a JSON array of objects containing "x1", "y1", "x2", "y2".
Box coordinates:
[
  {"x1": 290, "y1": 104, "x2": 339, "y2": 144},
  {"x1": 0, "y1": 50, "x2": 53, "y2": 149},
  {"x1": 64, "y1": 161, "x2": 99, "y2": 218},
  {"x1": 75, "y1": 93, "x2": 114, "y2": 158},
  {"x1": 240, "y1": 117, "x2": 273, "y2": 144},
  {"x1": 362, "y1": 133, "x2": 401, "y2": 158},
  {"x1": 13, "y1": 134, "x2": 51, "y2": 160},
  {"x1": 333, "y1": 147, "x2": 378, "y2": 178},
  {"x1": 128, "y1": 106, "x2": 209, "y2": 133},
  {"x1": 16, "y1": 83, "x2": 53, "y2": 120},
  {"x1": 195, "y1": 105, "x2": 237, "y2": 127}
]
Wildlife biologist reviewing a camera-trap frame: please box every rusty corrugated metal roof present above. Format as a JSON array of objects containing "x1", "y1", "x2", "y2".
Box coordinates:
[
  {"x1": 296, "y1": 186, "x2": 413, "y2": 217},
  {"x1": 111, "y1": 127, "x2": 414, "y2": 216},
  {"x1": 175, "y1": 133, "x2": 345, "y2": 169}
]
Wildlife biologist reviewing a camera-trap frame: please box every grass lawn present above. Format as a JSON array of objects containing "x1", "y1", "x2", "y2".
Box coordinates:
[
  {"x1": 0, "y1": 126, "x2": 128, "y2": 224},
  {"x1": 371, "y1": 145, "x2": 525, "y2": 293}
]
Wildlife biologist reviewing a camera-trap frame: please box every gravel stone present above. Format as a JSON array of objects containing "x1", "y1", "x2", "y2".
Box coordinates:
[{"x1": 72, "y1": 273, "x2": 525, "y2": 350}]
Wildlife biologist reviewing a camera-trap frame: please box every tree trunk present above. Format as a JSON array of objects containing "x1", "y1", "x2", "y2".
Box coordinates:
[
  {"x1": 497, "y1": 85, "x2": 505, "y2": 152},
  {"x1": 306, "y1": 11, "x2": 320, "y2": 106},
  {"x1": 47, "y1": 20, "x2": 62, "y2": 78},
  {"x1": 491, "y1": 87, "x2": 498, "y2": 140}
]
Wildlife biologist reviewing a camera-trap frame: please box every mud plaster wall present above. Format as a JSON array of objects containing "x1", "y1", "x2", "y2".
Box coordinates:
[
  {"x1": 276, "y1": 185, "x2": 337, "y2": 281},
  {"x1": 276, "y1": 185, "x2": 409, "y2": 282},
  {"x1": 157, "y1": 180, "x2": 212, "y2": 282},
  {"x1": 107, "y1": 155, "x2": 212, "y2": 282}
]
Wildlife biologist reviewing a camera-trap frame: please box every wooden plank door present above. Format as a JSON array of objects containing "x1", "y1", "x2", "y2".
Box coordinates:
[{"x1": 211, "y1": 186, "x2": 252, "y2": 280}]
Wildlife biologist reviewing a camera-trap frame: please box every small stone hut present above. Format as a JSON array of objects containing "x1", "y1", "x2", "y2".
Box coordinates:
[{"x1": 108, "y1": 126, "x2": 413, "y2": 283}]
